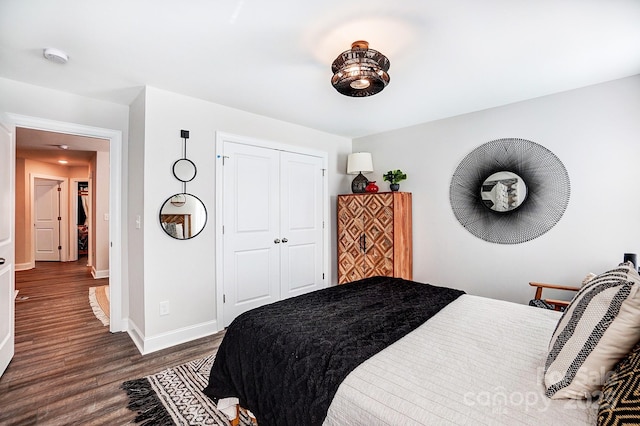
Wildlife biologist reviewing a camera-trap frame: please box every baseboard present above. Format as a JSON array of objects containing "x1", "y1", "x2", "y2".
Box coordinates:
[
  {"x1": 127, "y1": 321, "x2": 145, "y2": 355},
  {"x1": 91, "y1": 267, "x2": 109, "y2": 279},
  {"x1": 136, "y1": 320, "x2": 220, "y2": 355},
  {"x1": 15, "y1": 262, "x2": 34, "y2": 271}
]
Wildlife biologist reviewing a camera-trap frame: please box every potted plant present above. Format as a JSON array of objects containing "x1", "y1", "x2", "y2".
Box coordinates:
[{"x1": 383, "y1": 169, "x2": 407, "y2": 191}]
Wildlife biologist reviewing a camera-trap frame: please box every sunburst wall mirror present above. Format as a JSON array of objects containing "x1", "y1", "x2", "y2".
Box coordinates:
[{"x1": 449, "y1": 138, "x2": 570, "y2": 244}]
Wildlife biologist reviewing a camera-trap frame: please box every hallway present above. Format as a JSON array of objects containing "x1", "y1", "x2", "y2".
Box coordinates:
[{"x1": 0, "y1": 260, "x2": 223, "y2": 425}]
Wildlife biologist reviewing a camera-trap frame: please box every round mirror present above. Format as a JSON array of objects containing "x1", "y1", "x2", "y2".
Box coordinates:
[
  {"x1": 480, "y1": 171, "x2": 527, "y2": 212},
  {"x1": 159, "y1": 193, "x2": 207, "y2": 240},
  {"x1": 173, "y1": 158, "x2": 197, "y2": 182}
]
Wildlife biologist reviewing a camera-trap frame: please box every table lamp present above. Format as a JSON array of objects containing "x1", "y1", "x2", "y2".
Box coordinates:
[{"x1": 347, "y1": 152, "x2": 373, "y2": 193}]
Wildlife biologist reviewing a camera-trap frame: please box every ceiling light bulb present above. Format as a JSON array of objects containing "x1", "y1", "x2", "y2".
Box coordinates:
[
  {"x1": 59, "y1": 144, "x2": 69, "y2": 150},
  {"x1": 350, "y1": 79, "x2": 371, "y2": 90},
  {"x1": 58, "y1": 160, "x2": 68, "y2": 164}
]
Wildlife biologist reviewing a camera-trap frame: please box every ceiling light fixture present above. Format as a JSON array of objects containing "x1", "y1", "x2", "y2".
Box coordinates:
[
  {"x1": 59, "y1": 144, "x2": 69, "y2": 150},
  {"x1": 43, "y1": 47, "x2": 69, "y2": 64},
  {"x1": 58, "y1": 160, "x2": 68, "y2": 164},
  {"x1": 331, "y1": 40, "x2": 390, "y2": 97}
]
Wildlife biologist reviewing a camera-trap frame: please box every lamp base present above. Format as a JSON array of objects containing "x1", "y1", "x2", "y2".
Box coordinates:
[{"x1": 351, "y1": 173, "x2": 368, "y2": 193}]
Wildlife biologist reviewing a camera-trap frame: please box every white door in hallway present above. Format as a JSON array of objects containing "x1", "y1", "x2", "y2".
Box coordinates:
[
  {"x1": 220, "y1": 140, "x2": 326, "y2": 327},
  {"x1": 34, "y1": 178, "x2": 61, "y2": 261},
  {"x1": 0, "y1": 122, "x2": 15, "y2": 377}
]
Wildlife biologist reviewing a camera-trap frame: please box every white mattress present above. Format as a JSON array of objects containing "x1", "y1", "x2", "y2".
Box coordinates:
[{"x1": 324, "y1": 295, "x2": 598, "y2": 425}]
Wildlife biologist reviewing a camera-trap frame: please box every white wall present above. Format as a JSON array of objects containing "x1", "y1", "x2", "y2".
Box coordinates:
[
  {"x1": 92, "y1": 151, "x2": 110, "y2": 278},
  {"x1": 135, "y1": 86, "x2": 351, "y2": 353},
  {"x1": 128, "y1": 89, "x2": 146, "y2": 335},
  {"x1": 354, "y1": 75, "x2": 640, "y2": 304}
]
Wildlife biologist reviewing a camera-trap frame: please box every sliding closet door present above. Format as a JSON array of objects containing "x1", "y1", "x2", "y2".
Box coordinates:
[{"x1": 222, "y1": 142, "x2": 281, "y2": 327}]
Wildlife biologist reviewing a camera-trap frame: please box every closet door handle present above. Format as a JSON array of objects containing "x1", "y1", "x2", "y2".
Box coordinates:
[
  {"x1": 0, "y1": 258, "x2": 4, "y2": 265},
  {"x1": 274, "y1": 238, "x2": 281, "y2": 244},
  {"x1": 282, "y1": 238, "x2": 288, "y2": 243}
]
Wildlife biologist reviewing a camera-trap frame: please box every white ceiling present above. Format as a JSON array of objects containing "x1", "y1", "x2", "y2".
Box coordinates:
[
  {"x1": 15, "y1": 127, "x2": 108, "y2": 167},
  {"x1": 1, "y1": 0, "x2": 639, "y2": 139}
]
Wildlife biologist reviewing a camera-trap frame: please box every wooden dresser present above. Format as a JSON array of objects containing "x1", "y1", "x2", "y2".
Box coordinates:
[{"x1": 337, "y1": 192, "x2": 412, "y2": 284}]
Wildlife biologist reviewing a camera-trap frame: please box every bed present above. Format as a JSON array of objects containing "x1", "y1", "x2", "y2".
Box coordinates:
[{"x1": 203, "y1": 268, "x2": 640, "y2": 426}]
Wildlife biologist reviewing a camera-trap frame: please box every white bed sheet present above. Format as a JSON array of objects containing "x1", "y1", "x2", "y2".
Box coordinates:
[{"x1": 324, "y1": 295, "x2": 598, "y2": 425}]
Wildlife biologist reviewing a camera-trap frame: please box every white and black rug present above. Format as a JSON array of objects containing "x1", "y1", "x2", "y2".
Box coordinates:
[{"x1": 122, "y1": 354, "x2": 253, "y2": 425}]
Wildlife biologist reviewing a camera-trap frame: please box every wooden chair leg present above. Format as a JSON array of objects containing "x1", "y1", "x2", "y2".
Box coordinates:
[{"x1": 230, "y1": 405, "x2": 240, "y2": 426}]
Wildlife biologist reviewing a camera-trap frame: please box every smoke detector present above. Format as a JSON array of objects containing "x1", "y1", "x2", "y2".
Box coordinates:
[{"x1": 43, "y1": 48, "x2": 69, "y2": 64}]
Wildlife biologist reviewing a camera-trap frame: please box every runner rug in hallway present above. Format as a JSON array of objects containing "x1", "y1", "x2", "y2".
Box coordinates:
[
  {"x1": 122, "y1": 353, "x2": 255, "y2": 425},
  {"x1": 89, "y1": 285, "x2": 109, "y2": 326}
]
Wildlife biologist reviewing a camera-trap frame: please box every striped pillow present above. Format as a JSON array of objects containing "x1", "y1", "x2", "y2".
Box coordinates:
[{"x1": 544, "y1": 262, "x2": 640, "y2": 399}]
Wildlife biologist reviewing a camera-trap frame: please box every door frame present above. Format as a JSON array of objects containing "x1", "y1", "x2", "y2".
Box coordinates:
[
  {"x1": 214, "y1": 131, "x2": 329, "y2": 328},
  {"x1": 5, "y1": 113, "x2": 124, "y2": 333},
  {"x1": 31, "y1": 175, "x2": 68, "y2": 263}
]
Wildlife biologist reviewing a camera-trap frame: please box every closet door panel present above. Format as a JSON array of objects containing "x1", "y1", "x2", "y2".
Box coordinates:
[
  {"x1": 222, "y1": 142, "x2": 281, "y2": 326},
  {"x1": 280, "y1": 152, "x2": 324, "y2": 299}
]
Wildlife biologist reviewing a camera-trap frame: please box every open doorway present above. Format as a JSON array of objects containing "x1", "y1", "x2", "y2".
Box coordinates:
[
  {"x1": 73, "y1": 180, "x2": 90, "y2": 263},
  {"x1": 16, "y1": 128, "x2": 109, "y2": 322},
  {"x1": 7, "y1": 112, "x2": 123, "y2": 333}
]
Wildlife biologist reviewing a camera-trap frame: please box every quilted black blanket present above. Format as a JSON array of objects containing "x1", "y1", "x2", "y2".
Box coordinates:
[{"x1": 203, "y1": 276, "x2": 464, "y2": 426}]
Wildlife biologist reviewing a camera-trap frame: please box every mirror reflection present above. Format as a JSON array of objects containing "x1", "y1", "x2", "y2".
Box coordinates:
[
  {"x1": 481, "y1": 171, "x2": 527, "y2": 212},
  {"x1": 159, "y1": 193, "x2": 207, "y2": 239},
  {"x1": 173, "y1": 159, "x2": 197, "y2": 182}
]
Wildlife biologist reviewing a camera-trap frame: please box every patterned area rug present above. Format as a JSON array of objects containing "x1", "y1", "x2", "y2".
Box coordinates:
[
  {"x1": 89, "y1": 285, "x2": 109, "y2": 326},
  {"x1": 122, "y1": 354, "x2": 254, "y2": 425}
]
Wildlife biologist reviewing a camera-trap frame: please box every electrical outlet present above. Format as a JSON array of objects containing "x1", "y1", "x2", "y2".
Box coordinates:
[{"x1": 159, "y1": 301, "x2": 170, "y2": 316}]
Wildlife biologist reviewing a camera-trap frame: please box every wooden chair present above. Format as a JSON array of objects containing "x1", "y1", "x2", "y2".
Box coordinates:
[{"x1": 529, "y1": 282, "x2": 581, "y2": 311}]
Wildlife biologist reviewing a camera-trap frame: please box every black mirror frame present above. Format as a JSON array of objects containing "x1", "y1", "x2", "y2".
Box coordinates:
[
  {"x1": 159, "y1": 192, "x2": 208, "y2": 240},
  {"x1": 450, "y1": 138, "x2": 570, "y2": 244},
  {"x1": 172, "y1": 158, "x2": 197, "y2": 183}
]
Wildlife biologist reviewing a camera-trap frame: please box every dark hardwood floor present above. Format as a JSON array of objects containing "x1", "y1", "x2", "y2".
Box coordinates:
[{"x1": 0, "y1": 259, "x2": 224, "y2": 425}]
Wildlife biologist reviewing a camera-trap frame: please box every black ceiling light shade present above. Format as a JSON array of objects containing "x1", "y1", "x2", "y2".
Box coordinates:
[{"x1": 331, "y1": 40, "x2": 390, "y2": 97}]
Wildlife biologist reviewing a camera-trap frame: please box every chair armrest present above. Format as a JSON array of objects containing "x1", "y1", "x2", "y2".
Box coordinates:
[
  {"x1": 544, "y1": 299, "x2": 571, "y2": 309},
  {"x1": 529, "y1": 282, "x2": 581, "y2": 300}
]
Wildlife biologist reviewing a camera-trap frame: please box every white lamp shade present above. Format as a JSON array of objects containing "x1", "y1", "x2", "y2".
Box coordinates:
[{"x1": 347, "y1": 152, "x2": 373, "y2": 175}]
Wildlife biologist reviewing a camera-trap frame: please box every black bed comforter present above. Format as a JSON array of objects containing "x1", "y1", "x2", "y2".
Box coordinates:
[{"x1": 203, "y1": 276, "x2": 464, "y2": 426}]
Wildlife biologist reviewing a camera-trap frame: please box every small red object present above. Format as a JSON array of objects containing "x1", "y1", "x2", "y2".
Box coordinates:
[{"x1": 365, "y1": 181, "x2": 379, "y2": 193}]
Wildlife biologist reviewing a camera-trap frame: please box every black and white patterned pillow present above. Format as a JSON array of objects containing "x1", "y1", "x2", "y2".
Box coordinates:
[
  {"x1": 544, "y1": 262, "x2": 640, "y2": 399},
  {"x1": 598, "y1": 343, "x2": 640, "y2": 425}
]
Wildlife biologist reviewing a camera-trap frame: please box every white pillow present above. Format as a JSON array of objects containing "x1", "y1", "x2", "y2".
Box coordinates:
[{"x1": 544, "y1": 262, "x2": 640, "y2": 399}]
